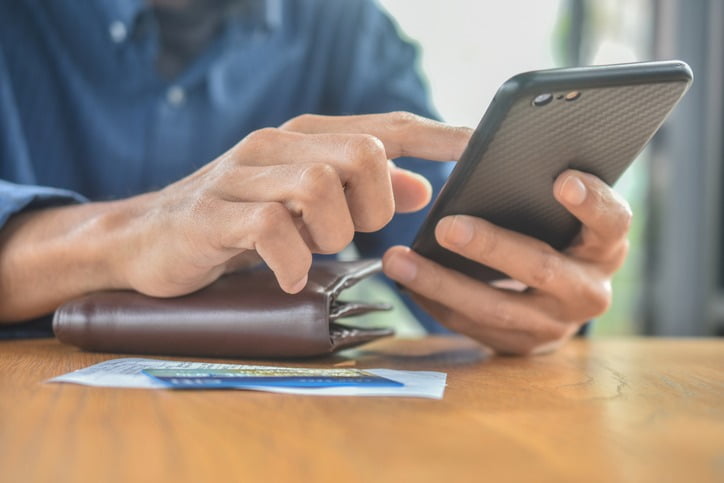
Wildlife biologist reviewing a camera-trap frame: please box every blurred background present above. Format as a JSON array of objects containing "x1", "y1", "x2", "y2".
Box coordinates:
[{"x1": 371, "y1": 0, "x2": 723, "y2": 337}]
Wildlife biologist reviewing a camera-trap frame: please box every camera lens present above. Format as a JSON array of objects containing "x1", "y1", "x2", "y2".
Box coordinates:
[
  {"x1": 532, "y1": 93, "x2": 553, "y2": 107},
  {"x1": 565, "y1": 91, "x2": 581, "y2": 101}
]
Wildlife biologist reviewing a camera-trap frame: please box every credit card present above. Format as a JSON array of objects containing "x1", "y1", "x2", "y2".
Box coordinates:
[{"x1": 142, "y1": 367, "x2": 404, "y2": 389}]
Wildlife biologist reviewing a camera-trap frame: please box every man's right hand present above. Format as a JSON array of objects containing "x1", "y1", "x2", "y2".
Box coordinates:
[{"x1": 0, "y1": 112, "x2": 471, "y2": 321}]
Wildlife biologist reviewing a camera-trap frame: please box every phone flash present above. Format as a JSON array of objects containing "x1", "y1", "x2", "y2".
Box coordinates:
[{"x1": 565, "y1": 91, "x2": 581, "y2": 101}]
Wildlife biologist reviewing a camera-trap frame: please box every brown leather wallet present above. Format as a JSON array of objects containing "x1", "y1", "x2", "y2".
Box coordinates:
[{"x1": 53, "y1": 259, "x2": 393, "y2": 358}]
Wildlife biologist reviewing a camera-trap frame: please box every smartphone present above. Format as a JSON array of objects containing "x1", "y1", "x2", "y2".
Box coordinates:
[{"x1": 411, "y1": 60, "x2": 692, "y2": 282}]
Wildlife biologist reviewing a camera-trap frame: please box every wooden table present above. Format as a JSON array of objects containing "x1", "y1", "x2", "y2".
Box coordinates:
[{"x1": 1, "y1": 337, "x2": 722, "y2": 483}]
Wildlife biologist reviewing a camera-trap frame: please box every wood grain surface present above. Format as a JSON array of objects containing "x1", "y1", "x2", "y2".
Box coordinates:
[{"x1": 0, "y1": 336, "x2": 722, "y2": 483}]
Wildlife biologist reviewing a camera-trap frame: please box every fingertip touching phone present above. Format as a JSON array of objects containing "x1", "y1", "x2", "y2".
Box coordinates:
[{"x1": 411, "y1": 60, "x2": 692, "y2": 282}]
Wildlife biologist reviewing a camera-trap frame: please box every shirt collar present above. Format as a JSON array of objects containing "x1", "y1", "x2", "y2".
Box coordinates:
[
  {"x1": 94, "y1": 0, "x2": 282, "y2": 35},
  {"x1": 95, "y1": 0, "x2": 146, "y2": 31}
]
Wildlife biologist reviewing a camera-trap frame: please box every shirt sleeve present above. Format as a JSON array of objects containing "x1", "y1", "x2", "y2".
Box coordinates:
[
  {"x1": 323, "y1": 0, "x2": 455, "y2": 332},
  {"x1": 0, "y1": 42, "x2": 87, "y2": 229},
  {"x1": 0, "y1": 180, "x2": 87, "y2": 227}
]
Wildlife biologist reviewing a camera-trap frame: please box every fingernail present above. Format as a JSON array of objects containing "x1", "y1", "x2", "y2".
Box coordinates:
[
  {"x1": 560, "y1": 175, "x2": 587, "y2": 206},
  {"x1": 439, "y1": 215, "x2": 473, "y2": 247},
  {"x1": 288, "y1": 274, "x2": 308, "y2": 293},
  {"x1": 385, "y1": 253, "x2": 418, "y2": 283}
]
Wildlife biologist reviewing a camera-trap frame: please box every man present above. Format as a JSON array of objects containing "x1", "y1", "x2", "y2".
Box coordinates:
[{"x1": 0, "y1": 0, "x2": 630, "y2": 355}]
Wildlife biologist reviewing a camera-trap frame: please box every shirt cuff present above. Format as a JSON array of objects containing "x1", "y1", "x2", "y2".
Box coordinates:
[{"x1": 0, "y1": 180, "x2": 87, "y2": 228}]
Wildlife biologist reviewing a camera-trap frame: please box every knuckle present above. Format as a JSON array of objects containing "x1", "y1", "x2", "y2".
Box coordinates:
[
  {"x1": 337, "y1": 228, "x2": 356, "y2": 252},
  {"x1": 383, "y1": 111, "x2": 425, "y2": 158},
  {"x1": 334, "y1": 232, "x2": 355, "y2": 253},
  {"x1": 580, "y1": 280, "x2": 612, "y2": 317},
  {"x1": 592, "y1": 281, "x2": 613, "y2": 316},
  {"x1": 318, "y1": 223, "x2": 355, "y2": 254},
  {"x1": 298, "y1": 163, "x2": 340, "y2": 197},
  {"x1": 296, "y1": 164, "x2": 353, "y2": 253},
  {"x1": 241, "y1": 127, "x2": 280, "y2": 153},
  {"x1": 343, "y1": 135, "x2": 393, "y2": 233},
  {"x1": 592, "y1": 188, "x2": 633, "y2": 238},
  {"x1": 356, "y1": 203, "x2": 394, "y2": 233},
  {"x1": 616, "y1": 238, "x2": 631, "y2": 263},
  {"x1": 530, "y1": 249, "x2": 562, "y2": 288},
  {"x1": 252, "y1": 202, "x2": 291, "y2": 238},
  {"x1": 615, "y1": 198, "x2": 634, "y2": 236},
  {"x1": 588, "y1": 185, "x2": 609, "y2": 216},
  {"x1": 280, "y1": 113, "x2": 317, "y2": 131},
  {"x1": 346, "y1": 135, "x2": 387, "y2": 165},
  {"x1": 386, "y1": 111, "x2": 419, "y2": 132},
  {"x1": 603, "y1": 238, "x2": 631, "y2": 269}
]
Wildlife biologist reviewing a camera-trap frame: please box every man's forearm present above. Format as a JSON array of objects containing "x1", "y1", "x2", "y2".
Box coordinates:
[{"x1": 0, "y1": 198, "x2": 141, "y2": 322}]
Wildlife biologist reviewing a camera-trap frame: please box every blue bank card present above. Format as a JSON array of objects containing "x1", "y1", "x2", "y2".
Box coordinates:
[{"x1": 142, "y1": 367, "x2": 404, "y2": 389}]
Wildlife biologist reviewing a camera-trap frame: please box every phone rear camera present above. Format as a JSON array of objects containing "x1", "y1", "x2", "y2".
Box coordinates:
[
  {"x1": 565, "y1": 91, "x2": 581, "y2": 101},
  {"x1": 532, "y1": 93, "x2": 553, "y2": 107}
]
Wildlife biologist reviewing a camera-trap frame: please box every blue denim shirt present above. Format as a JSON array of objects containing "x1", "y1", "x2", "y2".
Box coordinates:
[{"x1": 0, "y1": 0, "x2": 453, "y2": 334}]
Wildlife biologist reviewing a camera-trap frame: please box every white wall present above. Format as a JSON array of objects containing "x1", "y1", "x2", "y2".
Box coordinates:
[{"x1": 378, "y1": 0, "x2": 563, "y2": 127}]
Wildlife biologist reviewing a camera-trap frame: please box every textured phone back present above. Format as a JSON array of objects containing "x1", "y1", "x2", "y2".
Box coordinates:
[{"x1": 413, "y1": 79, "x2": 689, "y2": 282}]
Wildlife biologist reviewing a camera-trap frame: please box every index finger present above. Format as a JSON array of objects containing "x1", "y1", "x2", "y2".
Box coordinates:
[{"x1": 280, "y1": 112, "x2": 473, "y2": 162}]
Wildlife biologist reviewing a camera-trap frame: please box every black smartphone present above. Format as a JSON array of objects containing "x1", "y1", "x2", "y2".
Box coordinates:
[{"x1": 411, "y1": 60, "x2": 692, "y2": 282}]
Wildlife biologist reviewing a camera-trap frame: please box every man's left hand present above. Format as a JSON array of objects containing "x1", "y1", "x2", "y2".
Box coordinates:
[{"x1": 383, "y1": 170, "x2": 632, "y2": 355}]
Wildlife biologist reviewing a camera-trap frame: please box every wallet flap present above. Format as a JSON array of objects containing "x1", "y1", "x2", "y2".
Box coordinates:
[
  {"x1": 325, "y1": 259, "x2": 384, "y2": 301},
  {"x1": 329, "y1": 323, "x2": 394, "y2": 351},
  {"x1": 330, "y1": 300, "x2": 392, "y2": 320}
]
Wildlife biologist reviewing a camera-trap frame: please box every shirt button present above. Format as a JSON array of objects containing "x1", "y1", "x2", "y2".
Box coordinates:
[
  {"x1": 166, "y1": 86, "x2": 186, "y2": 107},
  {"x1": 109, "y1": 21, "x2": 127, "y2": 43}
]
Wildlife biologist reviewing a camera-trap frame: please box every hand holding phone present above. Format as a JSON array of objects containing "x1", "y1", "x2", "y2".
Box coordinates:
[
  {"x1": 384, "y1": 61, "x2": 692, "y2": 355},
  {"x1": 412, "y1": 60, "x2": 692, "y2": 282}
]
